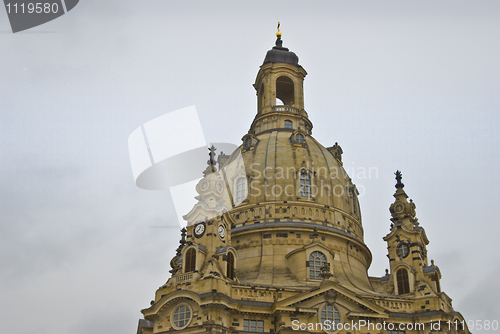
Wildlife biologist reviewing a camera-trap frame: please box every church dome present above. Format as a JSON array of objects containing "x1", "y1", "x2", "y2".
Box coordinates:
[
  {"x1": 225, "y1": 129, "x2": 364, "y2": 241},
  {"x1": 221, "y1": 127, "x2": 371, "y2": 286},
  {"x1": 263, "y1": 37, "x2": 299, "y2": 66},
  {"x1": 216, "y1": 31, "x2": 372, "y2": 286}
]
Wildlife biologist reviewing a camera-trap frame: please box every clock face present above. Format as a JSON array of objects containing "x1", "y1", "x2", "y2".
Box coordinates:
[
  {"x1": 216, "y1": 182, "x2": 224, "y2": 194},
  {"x1": 218, "y1": 224, "x2": 226, "y2": 239},
  {"x1": 395, "y1": 204, "x2": 404, "y2": 213},
  {"x1": 397, "y1": 243, "x2": 410, "y2": 258},
  {"x1": 194, "y1": 222, "x2": 206, "y2": 238}
]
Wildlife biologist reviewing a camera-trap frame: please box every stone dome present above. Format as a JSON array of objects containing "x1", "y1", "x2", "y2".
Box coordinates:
[
  {"x1": 223, "y1": 129, "x2": 364, "y2": 242},
  {"x1": 221, "y1": 129, "x2": 371, "y2": 287}
]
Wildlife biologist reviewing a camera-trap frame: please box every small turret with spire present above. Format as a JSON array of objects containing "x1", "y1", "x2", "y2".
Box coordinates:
[
  {"x1": 383, "y1": 171, "x2": 436, "y2": 296},
  {"x1": 389, "y1": 170, "x2": 418, "y2": 227}
]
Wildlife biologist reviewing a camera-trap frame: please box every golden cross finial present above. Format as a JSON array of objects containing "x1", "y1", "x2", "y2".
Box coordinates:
[{"x1": 276, "y1": 22, "x2": 282, "y2": 38}]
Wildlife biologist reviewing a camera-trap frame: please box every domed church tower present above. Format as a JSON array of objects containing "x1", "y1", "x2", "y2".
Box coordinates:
[{"x1": 136, "y1": 27, "x2": 471, "y2": 334}]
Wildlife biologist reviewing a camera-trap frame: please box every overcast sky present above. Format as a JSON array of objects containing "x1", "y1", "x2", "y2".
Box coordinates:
[{"x1": 1, "y1": 1, "x2": 499, "y2": 333}]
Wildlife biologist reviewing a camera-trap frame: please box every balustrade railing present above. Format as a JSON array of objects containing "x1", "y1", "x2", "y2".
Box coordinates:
[{"x1": 272, "y1": 105, "x2": 300, "y2": 114}]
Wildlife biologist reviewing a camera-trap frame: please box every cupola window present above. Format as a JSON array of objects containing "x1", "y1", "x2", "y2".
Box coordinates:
[
  {"x1": 284, "y1": 120, "x2": 293, "y2": 129},
  {"x1": 185, "y1": 248, "x2": 196, "y2": 273},
  {"x1": 309, "y1": 251, "x2": 326, "y2": 279},
  {"x1": 396, "y1": 268, "x2": 410, "y2": 294}
]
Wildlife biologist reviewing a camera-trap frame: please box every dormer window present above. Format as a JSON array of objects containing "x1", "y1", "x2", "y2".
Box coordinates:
[
  {"x1": 309, "y1": 251, "x2": 326, "y2": 279},
  {"x1": 235, "y1": 176, "x2": 247, "y2": 204},
  {"x1": 244, "y1": 137, "x2": 253, "y2": 149},
  {"x1": 295, "y1": 133, "x2": 305, "y2": 143},
  {"x1": 300, "y1": 171, "x2": 311, "y2": 198},
  {"x1": 290, "y1": 131, "x2": 308, "y2": 148},
  {"x1": 242, "y1": 135, "x2": 258, "y2": 151}
]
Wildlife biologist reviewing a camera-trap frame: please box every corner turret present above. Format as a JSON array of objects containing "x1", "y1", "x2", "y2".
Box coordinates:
[{"x1": 383, "y1": 172, "x2": 447, "y2": 312}]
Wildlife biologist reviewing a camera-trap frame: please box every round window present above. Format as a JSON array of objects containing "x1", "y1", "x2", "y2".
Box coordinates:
[
  {"x1": 295, "y1": 133, "x2": 305, "y2": 144},
  {"x1": 171, "y1": 304, "x2": 192, "y2": 330},
  {"x1": 319, "y1": 304, "x2": 340, "y2": 332}
]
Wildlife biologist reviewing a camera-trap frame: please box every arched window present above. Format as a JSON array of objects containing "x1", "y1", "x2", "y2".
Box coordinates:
[
  {"x1": 309, "y1": 251, "x2": 326, "y2": 280},
  {"x1": 227, "y1": 252, "x2": 235, "y2": 280},
  {"x1": 397, "y1": 268, "x2": 410, "y2": 294},
  {"x1": 320, "y1": 304, "x2": 340, "y2": 331},
  {"x1": 300, "y1": 171, "x2": 311, "y2": 198},
  {"x1": 235, "y1": 177, "x2": 246, "y2": 204},
  {"x1": 276, "y1": 76, "x2": 294, "y2": 105},
  {"x1": 284, "y1": 120, "x2": 293, "y2": 129},
  {"x1": 185, "y1": 248, "x2": 196, "y2": 272}
]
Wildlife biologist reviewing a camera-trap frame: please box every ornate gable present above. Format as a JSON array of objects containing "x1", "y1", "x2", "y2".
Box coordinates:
[{"x1": 275, "y1": 281, "x2": 388, "y2": 319}]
